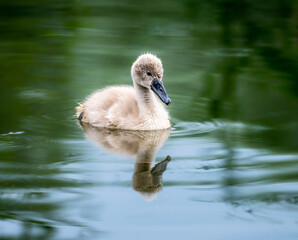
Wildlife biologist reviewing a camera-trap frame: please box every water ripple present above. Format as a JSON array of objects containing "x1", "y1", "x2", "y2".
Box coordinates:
[
  {"x1": 171, "y1": 120, "x2": 270, "y2": 138},
  {"x1": 1, "y1": 131, "x2": 25, "y2": 136},
  {"x1": 171, "y1": 121, "x2": 220, "y2": 137}
]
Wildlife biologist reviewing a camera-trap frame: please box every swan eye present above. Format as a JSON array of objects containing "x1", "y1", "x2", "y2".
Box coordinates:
[{"x1": 147, "y1": 72, "x2": 152, "y2": 76}]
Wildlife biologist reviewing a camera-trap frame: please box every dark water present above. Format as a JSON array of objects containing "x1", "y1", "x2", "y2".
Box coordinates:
[{"x1": 1, "y1": 0, "x2": 298, "y2": 239}]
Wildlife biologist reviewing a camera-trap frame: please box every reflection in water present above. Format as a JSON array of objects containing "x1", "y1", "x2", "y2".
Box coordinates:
[
  {"x1": 79, "y1": 122, "x2": 171, "y2": 201},
  {"x1": 133, "y1": 156, "x2": 171, "y2": 201}
]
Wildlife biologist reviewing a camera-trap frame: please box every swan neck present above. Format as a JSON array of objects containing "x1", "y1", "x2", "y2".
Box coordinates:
[{"x1": 134, "y1": 82, "x2": 158, "y2": 113}]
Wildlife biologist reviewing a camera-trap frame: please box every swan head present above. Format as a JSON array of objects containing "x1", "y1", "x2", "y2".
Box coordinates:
[{"x1": 131, "y1": 53, "x2": 171, "y2": 105}]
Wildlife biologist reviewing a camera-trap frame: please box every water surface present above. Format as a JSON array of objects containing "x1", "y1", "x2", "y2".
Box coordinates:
[{"x1": 0, "y1": 0, "x2": 298, "y2": 239}]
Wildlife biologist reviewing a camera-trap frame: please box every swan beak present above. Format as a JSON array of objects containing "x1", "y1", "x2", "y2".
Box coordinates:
[{"x1": 151, "y1": 78, "x2": 171, "y2": 105}]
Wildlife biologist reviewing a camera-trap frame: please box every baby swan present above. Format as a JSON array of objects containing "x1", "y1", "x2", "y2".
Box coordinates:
[{"x1": 76, "y1": 53, "x2": 171, "y2": 130}]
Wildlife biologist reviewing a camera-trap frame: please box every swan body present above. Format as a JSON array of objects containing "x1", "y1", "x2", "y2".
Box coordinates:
[{"x1": 76, "y1": 53, "x2": 171, "y2": 130}]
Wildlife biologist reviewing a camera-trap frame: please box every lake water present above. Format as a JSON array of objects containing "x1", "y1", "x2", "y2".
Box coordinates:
[{"x1": 1, "y1": 0, "x2": 298, "y2": 239}]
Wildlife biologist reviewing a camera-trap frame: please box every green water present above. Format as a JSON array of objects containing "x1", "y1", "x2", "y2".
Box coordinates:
[{"x1": 1, "y1": 0, "x2": 298, "y2": 239}]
